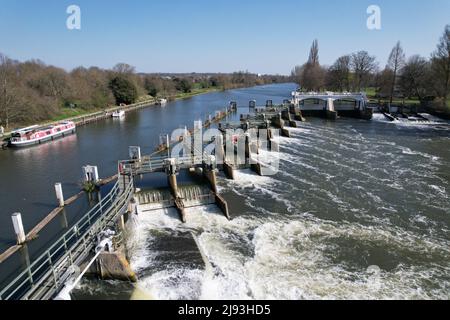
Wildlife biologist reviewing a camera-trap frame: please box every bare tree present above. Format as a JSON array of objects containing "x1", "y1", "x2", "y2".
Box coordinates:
[
  {"x1": 399, "y1": 55, "x2": 431, "y2": 101},
  {"x1": 290, "y1": 65, "x2": 303, "y2": 86},
  {"x1": 326, "y1": 55, "x2": 351, "y2": 91},
  {"x1": 0, "y1": 54, "x2": 25, "y2": 129},
  {"x1": 431, "y1": 25, "x2": 450, "y2": 107},
  {"x1": 113, "y1": 63, "x2": 136, "y2": 74},
  {"x1": 351, "y1": 51, "x2": 378, "y2": 92},
  {"x1": 387, "y1": 41, "x2": 406, "y2": 104}
]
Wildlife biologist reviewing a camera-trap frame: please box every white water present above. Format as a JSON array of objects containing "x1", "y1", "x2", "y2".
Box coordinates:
[
  {"x1": 123, "y1": 122, "x2": 450, "y2": 300},
  {"x1": 126, "y1": 206, "x2": 450, "y2": 300}
]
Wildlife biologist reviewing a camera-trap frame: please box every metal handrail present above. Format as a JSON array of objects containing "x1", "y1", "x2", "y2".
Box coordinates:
[
  {"x1": 119, "y1": 153, "x2": 210, "y2": 175},
  {"x1": 0, "y1": 177, "x2": 134, "y2": 300}
]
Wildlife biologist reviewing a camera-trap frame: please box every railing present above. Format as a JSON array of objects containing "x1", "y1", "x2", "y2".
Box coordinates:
[
  {"x1": 119, "y1": 154, "x2": 210, "y2": 175},
  {"x1": 0, "y1": 176, "x2": 134, "y2": 300}
]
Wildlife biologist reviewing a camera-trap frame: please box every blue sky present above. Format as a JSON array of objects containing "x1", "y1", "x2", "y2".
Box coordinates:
[{"x1": 0, "y1": 0, "x2": 449, "y2": 74}]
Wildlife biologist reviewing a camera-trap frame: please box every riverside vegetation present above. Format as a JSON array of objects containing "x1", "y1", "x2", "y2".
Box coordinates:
[
  {"x1": 291, "y1": 25, "x2": 450, "y2": 114},
  {"x1": 0, "y1": 59, "x2": 287, "y2": 130}
]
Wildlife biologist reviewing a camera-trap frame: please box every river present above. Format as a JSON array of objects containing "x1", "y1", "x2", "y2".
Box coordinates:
[{"x1": 1, "y1": 83, "x2": 449, "y2": 299}]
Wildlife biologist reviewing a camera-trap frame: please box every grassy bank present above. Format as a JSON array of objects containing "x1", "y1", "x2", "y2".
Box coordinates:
[
  {"x1": 364, "y1": 87, "x2": 421, "y2": 105},
  {"x1": 172, "y1": 87, "x2": 220, "y2": 100},
  {"x1": 50, "y1": 107, "x2": 104, "y2": 122},
  {"x1": 1, "y1": 86, "x2": 223, "y2": 139}
]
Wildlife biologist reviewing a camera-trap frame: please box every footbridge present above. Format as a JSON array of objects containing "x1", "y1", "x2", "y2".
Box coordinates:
[{"x1": 0, "y1": 174, "x2": 134, "y2": 300}]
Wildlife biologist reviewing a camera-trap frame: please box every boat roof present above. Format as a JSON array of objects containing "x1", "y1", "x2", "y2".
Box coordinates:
[
  {"x1": 11, "y1": 125, "x2": 39, "y2": 134},
  {"x1": 11, "y1": 121, "x2": 74, "y2": 134}
]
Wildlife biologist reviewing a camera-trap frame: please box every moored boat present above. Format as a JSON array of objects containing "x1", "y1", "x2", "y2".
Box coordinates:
[
  {"x1": 157, "y1": 98, "x2": 168, "y2": 105},
  {"x1": 9, "y1": 121, "x2": 76, "y2": 148},
  {"x1": 112, "y1": 110, "x2": 125, "y2": 118}
]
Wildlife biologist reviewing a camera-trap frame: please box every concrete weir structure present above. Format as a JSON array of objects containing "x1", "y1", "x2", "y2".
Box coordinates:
[
  {"x1": 0, "y1": 99, "x2": 297, "y2": 300},
  {"x1": 291, "y1": 91, "x2": 373, "y2": 120}
]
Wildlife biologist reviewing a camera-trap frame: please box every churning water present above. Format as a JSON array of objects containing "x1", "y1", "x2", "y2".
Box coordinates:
[{"x1": 73, "y1": 85, "x2": 450, "y2": 300}]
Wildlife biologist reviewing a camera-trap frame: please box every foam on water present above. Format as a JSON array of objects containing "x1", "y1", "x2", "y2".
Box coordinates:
[
  {"x1": 127, "y1": 205, "x2": 450, "y2": 300},
  {"x1": 117, "y1": 116, "x2": 450, "y2": 300}
]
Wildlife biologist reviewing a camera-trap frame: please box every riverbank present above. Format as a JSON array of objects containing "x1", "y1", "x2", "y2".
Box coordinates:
[{"x1": 1, "y1": 86, "x2": 223, "y2": 142}]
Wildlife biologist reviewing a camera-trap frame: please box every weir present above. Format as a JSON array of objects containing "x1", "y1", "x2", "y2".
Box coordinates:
[
  {"x1": 0, "y1": 98, "x2": 296, "y2": 300},
  {"x1": 291, "y1": 91, "x2": 373, "y2": 120}
]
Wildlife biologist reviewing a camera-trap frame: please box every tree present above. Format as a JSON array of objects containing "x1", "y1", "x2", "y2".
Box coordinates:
[
  {"x1": 144, "y1": 76, "x2": 164, "y2": 97},
  {"x1": 387, "y1": 41, "x2": 406, "y2": 104},
  {"x1": 298, "y1": 40, "x2": 325, "y2": 91},
  {"x1": 290, "y1": 65, "x2": 303, "y2": 86},
  {"x1": 431, "y1": 25, "x2": 450, "y2": 107},
  {"x1": 69, "y1": 66, "x2": 114, "y2": 109},
  {"x1": 112, "y1": 63, "x2": 135, "y2": 75},
  {"x1": 174, "y1": 78, "x2": 192, "y2": 93},
  {"x1": 399, "y1": 55, "x2": 431, "y2": 101},
  {"x1": 0, "y1": 54, "x2": 26, "y2": 129},
  {"x1": 351, "y1": 51, "x2": 378, "y2": 92},
  {"x1": 308, "y1": 39, "x2": 320, "y2": 65},
  {"x1": 326, "y1": 55, "x2": 351, "y2": 91},
  {"x1": 375, "y1": 68, "x2": 395, "y2": 98},
  {"x1": 28, "y1": 66, "x2": 69, "y2": 99},
  {"x1": 109, "y1": 76, "x2": 138, "y2": 105}
]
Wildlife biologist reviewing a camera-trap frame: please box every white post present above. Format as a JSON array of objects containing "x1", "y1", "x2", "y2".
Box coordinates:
[
  {"x1": 12, "y1": 213, "x2": 26, "y2": 245},
  {"x1": 194, "y1": 120, "x2": 202, "y2": 131},
  {"x1": 92, "y1": 166, "x2": 99, "y2": 182},
  {"x1": 83, "y1": 165, "x2": 99, "y2": 182},
  {"x1": 129, "y1": 146, "x2": 141, "y2": 160},
  {"x1": 55, "y1": 183, "x2": 65, "y2": 207},
  {"x1": 82, "y1": 166, "x2": 89, "y2": 182}
]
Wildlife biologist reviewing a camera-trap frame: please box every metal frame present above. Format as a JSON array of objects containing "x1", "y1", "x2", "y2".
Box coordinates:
[{"x1": 0, "y1": 177, "x2": 134, "y2": 300}]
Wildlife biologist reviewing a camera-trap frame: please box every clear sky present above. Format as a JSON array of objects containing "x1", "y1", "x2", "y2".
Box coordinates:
[{"x1": 0, "y1": 0, "x2": 449, "y2": 75}]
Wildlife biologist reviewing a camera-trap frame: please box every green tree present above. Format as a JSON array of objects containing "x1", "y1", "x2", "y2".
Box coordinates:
[
  {"x1": 109, "y1": 76, "x2": 138, "y2": 105},
  {"x1": 174, "y1": 78, "x2": 192, "y2": 93}
]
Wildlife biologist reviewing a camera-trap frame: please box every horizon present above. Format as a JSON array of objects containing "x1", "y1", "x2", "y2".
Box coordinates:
[{"x1": 0, "y1": 0, "x2": 449, "y2": 75}]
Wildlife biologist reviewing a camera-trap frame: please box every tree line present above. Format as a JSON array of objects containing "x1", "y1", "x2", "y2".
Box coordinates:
[
  {"x1": 0, "y1": 57, "x2": 286, "y2": 129},
  {"x1": 291, "y1": 25, "x2": 450, "y2": 111}
]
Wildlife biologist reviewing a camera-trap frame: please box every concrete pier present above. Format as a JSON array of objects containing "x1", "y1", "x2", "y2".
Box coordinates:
[
  {"x1": 165, "y1": 158, "x2": 179, "y2": 198},
  {"x1": 174, "y1": 198, "x2": 186, "y2": 223},
  {"x1": 96, "y1": 252, "x2": 137, "y2": 282},
  {"x1": 281, "y1": 128, "x2": 291, "y2": 137},
  {"x1": 223, "y1": 162, "x2": 236, "y2": 180}
]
